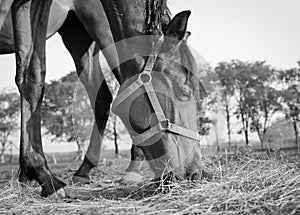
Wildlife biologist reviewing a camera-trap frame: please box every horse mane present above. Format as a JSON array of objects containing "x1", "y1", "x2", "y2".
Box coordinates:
[{"x1": 145, "y1": 0, "x2": 171, "y2": 34}]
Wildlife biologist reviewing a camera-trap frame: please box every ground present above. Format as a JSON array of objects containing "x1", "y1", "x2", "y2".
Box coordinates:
[{"x1": 0, "y1": 149, "x2": 300, "y2": 214}]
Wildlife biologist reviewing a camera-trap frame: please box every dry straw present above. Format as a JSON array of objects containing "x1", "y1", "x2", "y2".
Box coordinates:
[{"x1": 0, "y1": 151, "x2": 299, "y2": 215}]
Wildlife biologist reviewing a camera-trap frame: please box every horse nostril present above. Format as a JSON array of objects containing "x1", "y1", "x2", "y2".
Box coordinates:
[
  {"x1": 187, "y1": 168, "x2": 213, "y2": 181},
  {"x1": 186, "y1": 169, "x2": 199, "y2": 181},
  {"x1": 190, "y1": 172, "x2": 199, "y2": 181},
  {"x1": 186, "y1": 165, "x2": 201, "y2": 181}
]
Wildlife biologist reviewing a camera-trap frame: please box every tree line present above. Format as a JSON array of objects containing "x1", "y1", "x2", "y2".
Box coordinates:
[
  {"x1": 216, "y1": 60, "x2": 300, "y2": 150},
  {"x1": 0, "y1": 59, "x2": 299, "y2": 162}
]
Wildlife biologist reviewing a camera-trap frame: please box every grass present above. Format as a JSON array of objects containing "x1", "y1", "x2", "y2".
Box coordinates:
[{"x1": 0, "y1": 149, "x2": 300, "y2": 215}]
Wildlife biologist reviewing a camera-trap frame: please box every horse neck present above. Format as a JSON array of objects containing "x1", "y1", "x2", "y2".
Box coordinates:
[
  {"x1": 101, "y1": 0, "x2": 146, "y2": 39},
  {"x1": 101, "y1": 0, "x2": 165, "y2": 82}
]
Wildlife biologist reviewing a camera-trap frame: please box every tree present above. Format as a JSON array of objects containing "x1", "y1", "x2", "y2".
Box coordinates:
[
  {"x1": 216, "y1": 62, "x2": 236, "y2": 149},
  {"x1": 247, "y1": 62, "x2": 282, "y2": 148},
  {"x1": 216, "y1": 60, "x2": 254, "y2": 146},
  {"x1": 224, "y1": 60, "x2": 282, "y2": 147},
  {"x1": 232, "y1": 60, "x2": 260, "y2": 146},
  {"x1": 0, "y1": 90, "x2": 19, "y2": 163},
  {"x1": 277, "y1": 66, "x2": 300, "y2": 149},
  {"x1": 250, "y1": 85, "x2": 282, "y2": 147}
]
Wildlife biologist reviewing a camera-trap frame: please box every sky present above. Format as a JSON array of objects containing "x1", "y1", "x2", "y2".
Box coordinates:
[{"x1": 1, "y1": 0, "x2": 300, "y2": 90}]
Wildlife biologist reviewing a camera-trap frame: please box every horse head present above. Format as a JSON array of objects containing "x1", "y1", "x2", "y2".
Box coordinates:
[{"x1": 112, "y1": 10, "x2": 205, "y2": 180}]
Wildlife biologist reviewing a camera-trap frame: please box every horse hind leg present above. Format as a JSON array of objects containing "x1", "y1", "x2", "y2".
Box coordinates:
[
  {"x1": 73, "y1": 43, "x2": 113, "y2": 184},
  {"x1": 58, "y1": 16, "x2": 112, "y2": 183},
  {"x1": 12, "y1": 0, "x2": 66, "y2": 197},
  {"x1": 73, "y1": 77, "x2": 113, "y2": 183},
  {"x1": 72, "y1": 123, "x2": 101, "y2": 184}
]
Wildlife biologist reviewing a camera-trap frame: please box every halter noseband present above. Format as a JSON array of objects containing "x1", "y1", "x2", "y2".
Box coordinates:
[{"x1": 112, "y1": 36, "x2": 201, "y2": 146}]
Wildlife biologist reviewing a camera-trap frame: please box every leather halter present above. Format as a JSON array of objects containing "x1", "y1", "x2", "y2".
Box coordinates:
[{"x1": 112, "y1": 36, "x2": 201, "y2": 146}]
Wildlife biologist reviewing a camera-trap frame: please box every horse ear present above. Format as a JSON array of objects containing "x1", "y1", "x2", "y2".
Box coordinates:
[{"x1": 164, "y1": 10, "x2": 191, "y2": 41}]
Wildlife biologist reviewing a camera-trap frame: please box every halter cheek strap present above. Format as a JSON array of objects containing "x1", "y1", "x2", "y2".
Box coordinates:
[{"x1": 112, "y1": 36, "x2": 201, "y2": 146}]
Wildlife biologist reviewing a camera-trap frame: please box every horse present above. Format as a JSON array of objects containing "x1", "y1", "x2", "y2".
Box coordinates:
[
  {"x1": 0, "y1": 0, "x2": 146, "y2": 185},
  {"x1": 8, "y1": 0, "x2": 204, "y2": 197}
]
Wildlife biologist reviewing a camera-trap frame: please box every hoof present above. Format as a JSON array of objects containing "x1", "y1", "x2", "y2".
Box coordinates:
[
  {"x1": 41, "y1": 177, "x2": 66, "y2": 198},
  {"x1": 123, "y1": 171, "x2": 143, "y2": 183},
  {"x1": 48, "y1": 188, "x2": 66, "y2": 199},
  {"x1": 72, "y1": 175, "x2": 91, "y2": 185}
]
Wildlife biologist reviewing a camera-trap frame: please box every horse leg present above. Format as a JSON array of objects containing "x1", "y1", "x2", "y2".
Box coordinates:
[
  {"x1": 74, "y1": 43, "x2": 113, "y2": 183},
  {"x1": 58, "y1": 13, "x2": 112, "y2": 183},
  {"x1": 11, "y1": 0, "x2": 66, "y2": 197}
]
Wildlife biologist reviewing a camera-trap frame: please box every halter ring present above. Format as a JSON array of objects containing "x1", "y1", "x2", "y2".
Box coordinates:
[{"x1": 138, "y1": 72, "x2": 152, "y2": 84}]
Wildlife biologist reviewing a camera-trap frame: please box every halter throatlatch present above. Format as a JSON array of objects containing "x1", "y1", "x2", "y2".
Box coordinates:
[{"x1": 112, "y1": 36, "x2": 201, "y2": 146}]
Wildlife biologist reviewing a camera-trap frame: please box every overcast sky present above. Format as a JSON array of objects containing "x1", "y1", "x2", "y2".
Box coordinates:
[{"x1": 1, "y1": 0, "x2": 300, "y2": 89}]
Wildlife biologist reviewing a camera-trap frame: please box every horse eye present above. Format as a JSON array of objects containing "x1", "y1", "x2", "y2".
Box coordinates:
[
  {"x1": 175, "y1": 83, "x2": 192, "y2": 102},
  {"x1": 181, "y1": 85, "x2": 192, "y2": 97}
]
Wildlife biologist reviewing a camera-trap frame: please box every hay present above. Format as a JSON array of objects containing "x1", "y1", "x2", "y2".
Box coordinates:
[{"x1": 0, "y1": 152, "x2": 299, "y2": 215}]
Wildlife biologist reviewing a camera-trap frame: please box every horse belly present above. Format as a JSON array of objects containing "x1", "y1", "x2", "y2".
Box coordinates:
[{"x1": 47, "y1": 0, "x2": 70, "y2": 37}]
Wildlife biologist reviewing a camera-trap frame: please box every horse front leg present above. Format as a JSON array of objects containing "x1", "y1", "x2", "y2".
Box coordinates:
[
  {"x1": 75, "y1": 46, "x2": 145, "y2": 183},
  {"x1": 73, "y1": 2, "x2": 147, "y2": 182},
  {"x1": 12, "y1": 0, "x2": 66, "y2": 197},
  {"x1": 122, "y1": 145, "x2": 145, "y2": 182}
]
